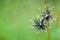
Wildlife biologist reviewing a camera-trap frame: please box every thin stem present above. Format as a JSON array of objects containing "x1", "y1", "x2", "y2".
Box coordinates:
[{"x1": 47, "y1": 20, "x2": 50, "y2": 40}]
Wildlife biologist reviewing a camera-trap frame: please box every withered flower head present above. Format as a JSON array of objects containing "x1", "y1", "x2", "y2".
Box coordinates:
[{"x1": 33, "y1": 18, "x2": 46, "y2": 31}]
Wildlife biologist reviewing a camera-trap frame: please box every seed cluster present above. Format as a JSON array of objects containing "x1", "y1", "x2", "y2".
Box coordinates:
[{"x1": 33, "y1": 6, "x2": 54, "y2": 31}]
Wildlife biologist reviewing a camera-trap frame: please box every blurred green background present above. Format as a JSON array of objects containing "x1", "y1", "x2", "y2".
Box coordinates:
[{"x1": 0, "y1": 0, "x2": 60, "y2": 40}]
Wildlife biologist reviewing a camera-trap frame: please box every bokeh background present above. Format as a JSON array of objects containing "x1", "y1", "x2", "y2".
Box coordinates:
[{"x1": 0, "y1": 0, "x2": 60, "y2": 40}]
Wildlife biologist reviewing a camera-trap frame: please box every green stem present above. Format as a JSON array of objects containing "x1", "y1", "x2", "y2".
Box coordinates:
[{"x1": 47, "y1": 21, "x2": 50, "y2": 40}]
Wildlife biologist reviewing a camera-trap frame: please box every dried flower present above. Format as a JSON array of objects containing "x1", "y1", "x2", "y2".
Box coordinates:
[
  {"x1": 33, "y1": 18, "x2": 46, "y2": 31},
  {"x1": 31, "y1": 5, "x2": 55, "y2": 32}
]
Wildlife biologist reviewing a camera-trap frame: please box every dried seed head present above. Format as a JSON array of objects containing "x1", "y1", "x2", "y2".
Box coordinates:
[
  {"x1": 33, "y1": 18, "x2": 47, "y2": 32},
  {"x1": 31, "y1": 4, "x2": 55, "y2": 32}
]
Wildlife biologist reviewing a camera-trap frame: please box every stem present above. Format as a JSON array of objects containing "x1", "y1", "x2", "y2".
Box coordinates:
[{"x1": 47, "y1": 21, "x2": 50, "y2": 40}]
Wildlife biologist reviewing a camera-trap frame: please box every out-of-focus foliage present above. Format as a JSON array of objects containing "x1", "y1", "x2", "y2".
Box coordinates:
[{"x1": 0, "y1": 0, "x2": 60, "y2": 40}]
